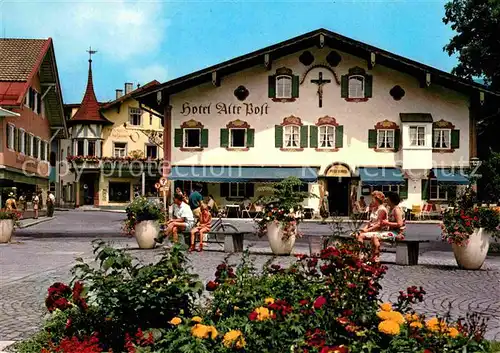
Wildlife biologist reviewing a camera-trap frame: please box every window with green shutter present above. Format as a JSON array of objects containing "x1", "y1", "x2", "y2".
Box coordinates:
[
  {"x1": 343, "y1": 67, "x2": 373, "y2": 100},
  {"x1": 309, "y1": 126, "x2": 318, "y2": 148},
  {"x1": 450, "y1": 129, "x2": 460, "y2": 149},
  {"x1": 175, "y1": 120, "x2": 207, "y2": 149},
  {"x1": 220, "y1": 128, "x2": 229, "y2": 148},
  {"x1": 275, "y1": 125, "x2": 283, "y2": 148},
  {"x1": 246, "y1": 129, "x2": 255, "y2": 148},
  {"x1": 269, "y1": 67, "x2": 297, "y2": 101},
  {"x1": 222, "y1": 120, "x2": 255, "y2": 149},
  {"x1": 432, "y1": 121, "x2": 459, "y2": 151},
  {"x1": 368, "y1": 129, "x2": 377, "y2": 148},
  {"x1": 300, "y1": 126, "x2": 308, "y2": 148},
  {"x1": 335, "y1": 125, "x2": 344, "y2": 148},
  {"x1": 421, "y1": 179, "x2": 430, "y2": 200}
]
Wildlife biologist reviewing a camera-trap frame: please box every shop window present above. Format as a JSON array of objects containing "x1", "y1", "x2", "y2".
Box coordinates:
[
  {"x1": 146, "y1": 145, "x2": 158, "y2": 159},
  {"x1": 109, "y1": 182, "x2": 131, "y2": 203},
  {"x1": 113, "y1": 142, "x2": 127, "y2": 158},
  {"x1": 429, "y1": 179, "x2": 447, "y2": 200}
]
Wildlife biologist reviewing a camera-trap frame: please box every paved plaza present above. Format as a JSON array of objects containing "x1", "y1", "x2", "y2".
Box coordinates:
[{"x1": 0, "y1": 210, "x2": 499, "y2": 345}]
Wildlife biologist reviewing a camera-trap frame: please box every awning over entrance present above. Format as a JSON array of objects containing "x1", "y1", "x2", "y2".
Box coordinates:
[
  {"x1": 432, "y1": 168, "x2": 469, "y2": 185},
  {"x1": 169, "y1": 166, "x2": 318, "y2": 182},
  {"x1": 358, "y1": 167, "x2": 405, "y2": 185}
]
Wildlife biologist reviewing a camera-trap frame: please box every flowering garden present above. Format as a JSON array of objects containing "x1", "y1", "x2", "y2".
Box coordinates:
[{"x1": 11, "y1": 239, "x2": 499, "y2": 353}]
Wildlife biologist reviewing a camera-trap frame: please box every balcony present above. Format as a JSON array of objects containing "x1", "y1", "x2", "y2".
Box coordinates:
[{"x1": 400, "y1": 118, "x2": 433, "y2": 170}]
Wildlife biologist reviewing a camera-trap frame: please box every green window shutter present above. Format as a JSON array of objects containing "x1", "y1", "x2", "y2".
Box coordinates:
[
  {"x1": 292, "y1": 75, "x2": 300, "y2": 98},
  {"x1": 368, "y1": 129, "x2": 377, "y2": 148},
  {"x1": 394, "y1": 129, "x2": 401, "y2": 151},
  {"x1": 341, "y1": 75, "x2": 348, "y2": 98},
  {"x1": 274, "y1": 125, "x2": 283, "y2": 148},
  {"x1": 268, "y1": 75, "x2": 276, "y2": 98},
  {"x1": 220, "y1": 128, "x2": 229, "y2": 148},
  {"x1": 309, "y1": 125, "x2": 318, "y2": 148},
  {"x1": 399, "y1": 179, "x2": 408, "y2": 199},
  {"x1": 174, "y1": 129, "x2": 183, "y2": 148},
  {"x1": 364, "y1": 75, "x2": 373, "y2": 98},
  {"x1": 451, "y1": 129, "x2": 460, "y2": 149},
  {"x1": 300, "y1": 125, "x2": 308, "y2": 148},
  {"x1": 245, "y1": 183, "x2": 255, "y2": 197},
  {"x1": 201, "y1": 128, "x2": 209, "y2": 148},
  {"x1": 246, "y1": 128, "x2": 255, "y2": 148},
  {"x1": 421, "y1": 179, "x2": 429, "y2": 200},
  {"x1": 335, "y1": 125, "x2": 344, "y2": 148},
  {"x1": 220, "y1": 183, "x2": 229, "y2": 197}
]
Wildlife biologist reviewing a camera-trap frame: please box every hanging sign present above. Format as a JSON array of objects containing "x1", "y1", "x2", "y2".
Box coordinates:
[{"x1": 326, "y1": 164, "x2": 351, "y2": 178}]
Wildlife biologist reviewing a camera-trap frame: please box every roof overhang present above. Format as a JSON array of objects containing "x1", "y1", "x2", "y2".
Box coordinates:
[
  {"x1": 134, "y1": 28, "x2": 500, "y2": 112},
  {"x1": 0, "y1": 107, "x2": 20, "y2": 117}
]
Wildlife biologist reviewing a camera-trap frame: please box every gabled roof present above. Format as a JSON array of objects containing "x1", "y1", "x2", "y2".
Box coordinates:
[
  {"x1": 134, "y1": 28, "x2": 500, "y2": 112},
  {"x1": 0, "y1": 39, "x2": 49, "y2": 81},
  {"x1": 101, "y1": 80, "x2": 160, "y2": 110},
  {"x1": 67, "y1": 59, "x2": 112, "y2": 126}
]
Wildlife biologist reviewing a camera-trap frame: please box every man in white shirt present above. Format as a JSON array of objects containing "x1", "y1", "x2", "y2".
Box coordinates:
[
  {"x1": 47, "y1": 191, "x2": 56, "y2": 217},
  {"x1": 156, "y1": 194, "x2": 195, "y2": 244}
]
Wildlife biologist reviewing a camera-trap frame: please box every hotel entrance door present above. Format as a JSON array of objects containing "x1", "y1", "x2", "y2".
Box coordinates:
[{"x1": 324, "y1": 163, "x2": 352, "y2": 217}]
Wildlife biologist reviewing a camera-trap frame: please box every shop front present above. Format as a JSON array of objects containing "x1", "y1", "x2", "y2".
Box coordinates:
[{"x1": 319, "y1": 163, "x2": 353, "y2": 216}]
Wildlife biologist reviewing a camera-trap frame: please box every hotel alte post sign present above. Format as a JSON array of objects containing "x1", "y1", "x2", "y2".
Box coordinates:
[
  {"x1": 326, "y1": 164, "x2": 351, "y2": 178},
  {"x1": 180, "y1": 102, "x2": 269, "y2": 116}
]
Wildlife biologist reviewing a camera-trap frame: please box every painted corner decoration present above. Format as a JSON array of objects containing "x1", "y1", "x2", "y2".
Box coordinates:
[
  {"x1": 181, "y1": 119, "x2": 204, "y2": 129},
  {"x1": 281, "y1": 115, "x2": 303, "y2": 126},
  {"x1": 226, "y1": 119, "x2": 251, "y2": 129}
]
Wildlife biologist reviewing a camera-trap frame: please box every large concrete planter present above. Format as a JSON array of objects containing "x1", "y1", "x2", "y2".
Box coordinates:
[
  {"x1": 452, "y1": 228, "x2": 490, "y2": 270},
  {"x1": 0, "y1": 219, "x2": 14, "y2": 243},
  {"x1": 135, "y1": 220, "x2": 159, "y2": 249},
  {"x1": 267, "y1": 221, "x2": 296, "y2": 255}
]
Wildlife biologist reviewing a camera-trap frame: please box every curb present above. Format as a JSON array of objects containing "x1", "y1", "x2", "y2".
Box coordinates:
[
  {"x1": 18, "y1": 217, "x2": 55, "y2": 229},
  {"x1": 81, "y1": 208, "x2": 126, "y2": 213}
]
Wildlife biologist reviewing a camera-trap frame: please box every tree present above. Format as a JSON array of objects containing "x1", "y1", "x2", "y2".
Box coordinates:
[
  {"x1": 477, "y1": 151, "x2": 500, "y2": 202},
  {"x1": 443, "y1": 0, "x2": 500, "y2": 90}
]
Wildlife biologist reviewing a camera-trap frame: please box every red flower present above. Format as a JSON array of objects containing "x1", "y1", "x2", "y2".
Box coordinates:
[
  {"x1": 299, "y1": 299, "x2": 309, "y2": 306},
  {"x1": 206, "y1": 280, "x2": 219, "y2": 291},
  {"x1": 321, "y1": 346, "x2": 348, "y2": 353},
  {"x1": 313, "y1": 296, "x2": 327, "y2": 309},
  {"x1": 248, "y1": 311, "x2": 258, "y2": 321}
]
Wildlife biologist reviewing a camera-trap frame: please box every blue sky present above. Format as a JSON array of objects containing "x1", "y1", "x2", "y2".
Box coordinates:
[{"x1": 0, "y1": 0, "x2": 457, "y2": 104}]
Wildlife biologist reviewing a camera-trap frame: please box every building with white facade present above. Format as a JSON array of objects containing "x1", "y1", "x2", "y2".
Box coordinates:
[{"x1": 134, "y1": 29, "x2": 499, "y2": 216}]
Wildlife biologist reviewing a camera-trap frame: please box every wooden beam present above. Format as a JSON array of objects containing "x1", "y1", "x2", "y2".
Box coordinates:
[
  {"x1": 140, "y1": 103, "x2": 164, "y2": 120},
  {"x1": 419, "y1": 72, "x2": 431, "y2": 88},
  {"x1": 212, "y1": 71, "x2": 220, "y2": 87},
  {"x1": 368, "y1": 52, "x2": 376, "y2": 70},
  {"x1": 264, "y1": 53, "x2": 272, "y2": 70},
  {"x1": 318, "y1": 34, "x2": 325, "y2": 48}
]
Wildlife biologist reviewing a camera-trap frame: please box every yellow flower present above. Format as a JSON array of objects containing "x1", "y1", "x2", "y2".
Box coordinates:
[
  {"x1": 223, "y1": 330, "x2": 245, "y2": 348},
  {"x1": 405, "y1": 313, "x2": 419, "y2": 322},
  {"x1": 169, "y1": 317, "x2": 182, "y2": 325},
  {"x1": 264, "y1": 297, "x2": 275, "y2": 304},
  {"x1": 425, "y1": 317, "x2": 447, "y2": 332},
  {"x1": 378, "y1": 320, "x2": 401, "y2": 336},
  {"x1": 207, "y1": 325, "x2": 218, "y2": 339},
  {"x1": 448, "y1": 327, "x2": 459, "y2": 338},
  {"x1": 386, "y1": 311, "x2": 405, "y2": 325},
  {"x1": 255, "y1": 306, "x2": 272, "y2": 321},
  {"x1": 191, "y1": 324, "x2": 210, "y2": 339},
  {"x1": 380, "y1": 302, "x2": 393, "y2": 312},
  {"x1": 377, "y1": 311, "x2": 393, "y2": 321},
  {"x1": 191, "y1": 316, "x2": 203, "y2": 323},
  {"x1": 410, "y1": 321, "x2": 423, "y2": 329}
]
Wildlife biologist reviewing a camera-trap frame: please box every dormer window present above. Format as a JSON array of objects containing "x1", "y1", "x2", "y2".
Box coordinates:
[
  {"x1": 341, "y1": 67, "x2": 372, "y2": 101},
  {"x1": 348, "y1": 75, "x2": 364, "y2": 98},
  {"x1": 268, "y1": 67, "x2": 299, "y2": 102},
  {"x1": 276, "y1": 75, "x2": 292, "y2": 98}
]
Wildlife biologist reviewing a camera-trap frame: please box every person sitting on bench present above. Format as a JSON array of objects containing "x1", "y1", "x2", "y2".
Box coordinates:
[
  {"x1": 356, "y1": 191, "x2": 388, "y2": 261},
  {"x1": 380, "y1": 192, "x2": 406, "y2": 240},
  {"x1": 156, "y1": 194, "x2": 195, "y2": 244},
  {"x1": 189, "y1": 201, "x2": 212, "y2": 252}
]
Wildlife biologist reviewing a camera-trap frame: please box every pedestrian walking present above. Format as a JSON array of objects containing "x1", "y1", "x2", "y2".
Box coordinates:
[
  {"x1": 19, "y1": 193, "x2": 26, "y2": 212},
  {"x1": 6, "y1": 192, "x2": 17, "y2": 211},
  {"x1": 47, "y1": 191, "x2": 55, "y2": 217},
  {"x1": 33, "y1": 193, "x2": 39, "y2": 219},
  {"x1": 320, "y1": 191, "x2": 330, "y2": 224}
]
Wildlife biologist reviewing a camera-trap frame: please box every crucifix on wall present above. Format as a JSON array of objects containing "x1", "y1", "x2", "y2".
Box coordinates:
[{"x1": 311, "y1": 72, "x2": 331, "y2": 108}]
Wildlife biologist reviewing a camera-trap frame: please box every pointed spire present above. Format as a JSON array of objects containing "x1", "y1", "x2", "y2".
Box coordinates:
[{"x1": 68, "y1": 49, "x2": 111, "y2": 126}]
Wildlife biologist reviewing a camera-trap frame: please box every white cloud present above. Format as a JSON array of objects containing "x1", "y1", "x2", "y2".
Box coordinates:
[{"x1": 129, "y1": 64, "x2": 168, "y2": 84}]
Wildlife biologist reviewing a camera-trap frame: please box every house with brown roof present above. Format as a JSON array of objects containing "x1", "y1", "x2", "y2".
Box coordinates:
[
  {"x1": 61, "y1": 56, "x2": 162, "y2": 208},
  {"x1": 0, "y1": 38, "x2": 67, "y2": 208}
]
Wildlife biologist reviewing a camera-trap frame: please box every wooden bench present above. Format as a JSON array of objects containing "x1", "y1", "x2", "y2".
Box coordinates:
[
  {"x1": 181, "y1": 231, "x2": 247, "y2": 253},
  {"x1": 318, "y1": 234, "x2": 429, "y2": 266}
]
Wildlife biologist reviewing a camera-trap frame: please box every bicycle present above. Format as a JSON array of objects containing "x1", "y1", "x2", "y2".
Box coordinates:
[{"x1": 206, "y1": 210, "x2": 239, "y2": 243}]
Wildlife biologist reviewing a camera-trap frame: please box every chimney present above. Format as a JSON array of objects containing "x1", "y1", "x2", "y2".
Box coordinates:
[
  {"x1": 125, "y1": 83, "x2": 133, "y2": 95},
  {"x1": 116, "y1": 89, "x2": 123, "y2": 99}
]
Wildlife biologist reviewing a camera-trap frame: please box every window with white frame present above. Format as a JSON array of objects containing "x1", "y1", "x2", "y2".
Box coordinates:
[
  {"x1": 19, "y1": 129, "x2": 25, "y2": 154},
  {"x1": 113, "y1": 142, "x2": 127, "y2": 158},
  {"x1": 41, "y1": 141, "x2": 46, "y2": 161},
  {"x1": 348, "y1": 75, "x2": 364, "y2": 98},
  {"x1": 33, "y1": 137, "x2": 40, "y2": 159},
  {"x1": 146, "y1": 144, "x2": 157, "y2": 159},
  {"x1": 409, "y1": 126, "x2": 426, "y2": 147},
  {"x1": 76, "y1": 140, "x2": 84, "y2": 156},
  {"x1": 283, "y1": 125, "x2": 300, "y2": 148},
  {"x1": 430, "y1": 179, "x2": 447, "y2": 200},
  {"x1": 230, "y1": 128, "x2": 246, "y2": 148},
  {"x1": 33, "y1": 91, "x2": 38, "y2": 114},
  {"x1": 27, "y1": 134, "x2": 34, "y2": 156},
  {"x1": 24, "y1": 92, "x2": 30, "y2": 107},
  {"x1": 276, "y1": 75, "x2": 292, "y2": 99},
  {"x1": 229, "y1": 183, "x2": 246, "y2": 198},
  {"x1": 318, "y1": 125, "x2": 335, "y2": 148},
  {"x1": 25, "y1": 133, "x2": 30, "y2": 155},
  {"x1": 433, "y1": 128, "x2": 451, "y2": 149},
  {"x1": 6, "y1": 124, "x2": 14, "y2": 150},
  {"x1": 88, "y1": 140, "x2": 96, "y2": 156},
  {"x1": 377, "y1": 129, "x2": 395, "y2": 149},
  {"x1": 129, "y1": 107, "x2": 142, "y2": 126},
  {"x1": 183, "y1": 128, "x2": 201, "y2": 148}
]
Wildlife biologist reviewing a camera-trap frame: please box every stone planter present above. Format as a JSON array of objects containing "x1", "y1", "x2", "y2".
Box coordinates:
[
  {"x1": 452, "y1": 228, "x2": 490, "y2": 270},
  {"x1": 266, "y1": 221, "x2": 296, "y2": 255},
  {"x1": 0, "y1": 219, "x2": 14, "y2": 243},
  {"x1": 135, "y1": 220, "x2": 160, "y2": 249}
]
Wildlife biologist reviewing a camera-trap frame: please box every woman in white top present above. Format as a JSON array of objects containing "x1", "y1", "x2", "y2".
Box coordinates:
[{"x1": 356, "y1": 191, "x2": 388, "y2": 260}]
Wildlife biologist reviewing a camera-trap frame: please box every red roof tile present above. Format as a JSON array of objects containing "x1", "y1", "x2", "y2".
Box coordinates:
[
  {"x1": 68, "y1": 59, "x2": 111, "y2": 125},
  {"x1": 0, "y1": 39, "x2": 49, "y2": 81}
]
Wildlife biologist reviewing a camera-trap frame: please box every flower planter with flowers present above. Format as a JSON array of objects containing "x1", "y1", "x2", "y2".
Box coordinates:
[
  {"x1": 441, "y1": 186, "x2": 500, "y2": 270},
  {"x1": 123, "y1": 196, "x2": 164, "y2": 249},
  {"x1": 0, "y1": 209, "x2": 22, "y2": 243},
  {"x1": 256, "y1": 177, "x2": 315, "y2": 255}
]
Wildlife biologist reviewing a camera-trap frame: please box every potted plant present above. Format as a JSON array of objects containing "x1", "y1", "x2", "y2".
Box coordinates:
[
  {"x1": 124, "y1": 196, "x2": 164, "y2": 249},
  {"x1": 441, "y1": 186, "x2": 500, "y2": 270},
  {"x1": 0, "y1": 209, "x2": 22, "y2": 243},
  {"x1": 256, "y1": 177, "x2": 315, "y2": 255}
]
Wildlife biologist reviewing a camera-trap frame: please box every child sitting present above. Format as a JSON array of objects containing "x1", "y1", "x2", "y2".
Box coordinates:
[{"x1": 189, "y1": 202, "x2": 212, "y2": 252}]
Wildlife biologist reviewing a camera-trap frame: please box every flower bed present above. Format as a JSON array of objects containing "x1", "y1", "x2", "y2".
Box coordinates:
[{"x1": 12, "y1": 240, "x2": 495, "y2": 353}]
